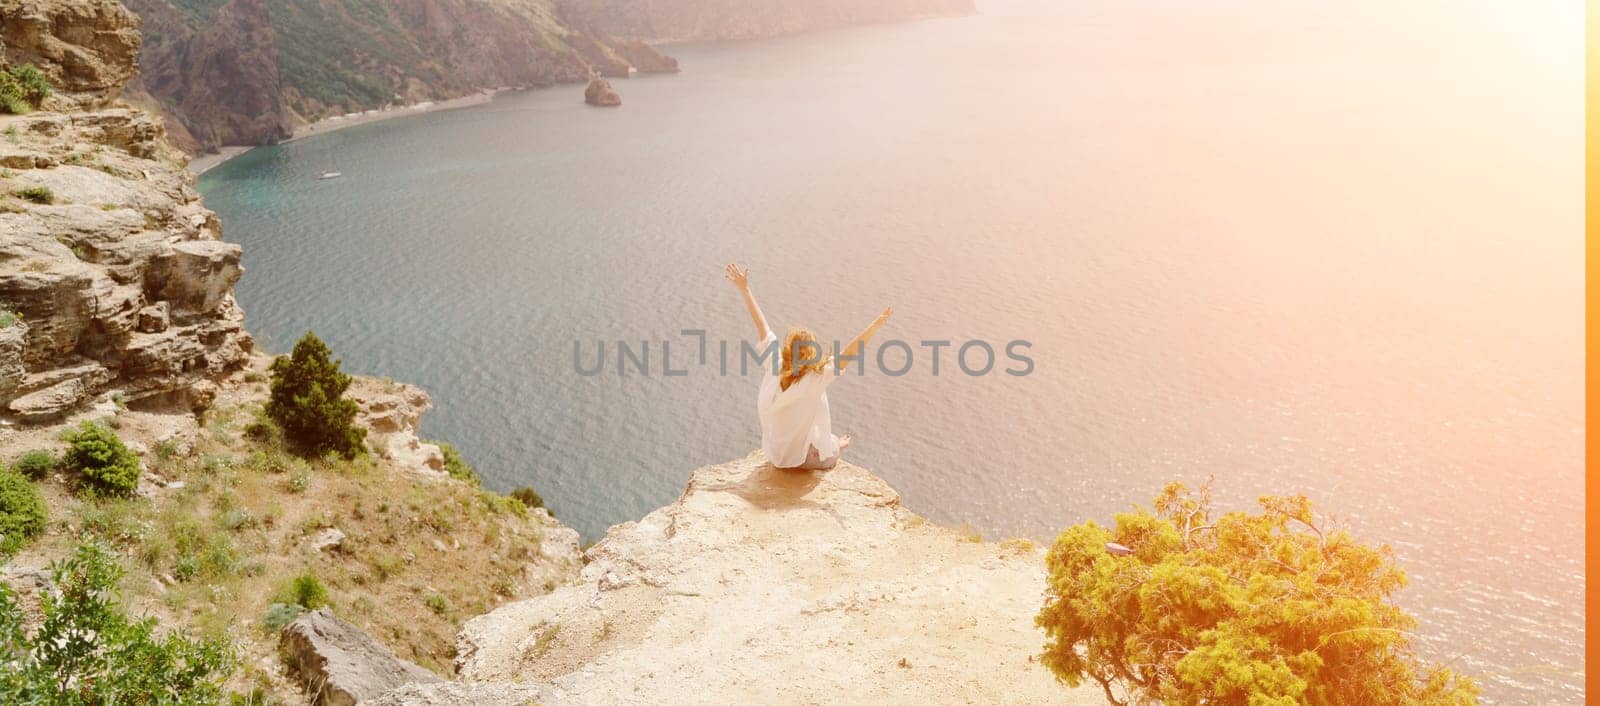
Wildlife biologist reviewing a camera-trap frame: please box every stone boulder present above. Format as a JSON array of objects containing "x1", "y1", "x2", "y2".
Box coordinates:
[
  {"x1": 584, "y1": 77, "x2": 620, "y2": 107},
  {"x1": 147, "y1": 240, "x2": 244, "y2": 314},
  {"x1": 280, "y1": 608, "x2": 442, "y2": 706}
]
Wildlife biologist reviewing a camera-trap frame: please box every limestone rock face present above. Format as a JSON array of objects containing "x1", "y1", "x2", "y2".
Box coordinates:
[
  {"x1": 0, "y1": 7, "x2": 252, "y2": 421},
  {"x1": 0, "y1": 0, "x2": 141, "y2": 110},
  {"x1": 280, "y1": 608, "x2": 443, "y2": 706},
  {"x1": 347, "y1": 378, "x2": 447, "y2": 476},
  {"x1": 399, "y1": 455, "x2": 1103, "y2": 705},
  {"x1": 584, "y1": 77, "x2": 620, "y2": 107},
  {"x1": 0, "y1": 325, "x2": 27, "y2": 400}
]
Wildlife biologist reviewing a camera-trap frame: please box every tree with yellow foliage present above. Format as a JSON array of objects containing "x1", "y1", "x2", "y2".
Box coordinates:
[{"x1": 1037, "y1": 481, "x2": 1478, "y2": 706}]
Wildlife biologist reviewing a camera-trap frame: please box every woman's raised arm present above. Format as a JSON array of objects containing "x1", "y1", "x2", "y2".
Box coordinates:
[
  {"x1": 837, "y1": 307, "x2": 892, "y2": 373},
  {"x1": 725, "y1": 263, "x2": 771, "y2": 342}
]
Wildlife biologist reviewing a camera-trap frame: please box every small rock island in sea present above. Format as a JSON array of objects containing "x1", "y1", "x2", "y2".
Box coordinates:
[{"x1": 584, "y1": 77, "x2": 621, "y2": 107}]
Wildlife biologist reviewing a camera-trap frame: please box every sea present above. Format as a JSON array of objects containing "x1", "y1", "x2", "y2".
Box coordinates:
[{"x1": 197, "y1": 0, "x2": 1585, "y2": 701}]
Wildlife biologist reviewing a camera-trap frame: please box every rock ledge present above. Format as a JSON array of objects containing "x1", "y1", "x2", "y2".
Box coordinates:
[{"x1": 379, "y1": 454, "x2": 1102, "y2": 705}]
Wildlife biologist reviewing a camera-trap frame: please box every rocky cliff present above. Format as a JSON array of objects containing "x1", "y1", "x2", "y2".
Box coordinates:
[
  {"x1": 123, "y1": 0, "x2": 679, "y2": 153},
  {"x1": 556, "y1": 0, "x2": 975, "y2": 44},
  {"x1": 373, "y1": 455, "x2": 1104, "y2": 705},
  {"x1": 122, "y1": 0, "x2": 968, "y2": 153},
  {"x1": 126, "y1": 0, "x2": 294, "y2": 150},
  {"x1": 0, "y1": 0, "x2": 141, "y2": 110},
  {"x1": 0, "y1": 0, "x2": 252, "y2": 421}
]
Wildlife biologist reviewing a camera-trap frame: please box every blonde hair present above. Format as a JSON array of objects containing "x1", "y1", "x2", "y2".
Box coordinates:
[{"x1": 780, "y1": 328, "x2": 828, "y2": 391}]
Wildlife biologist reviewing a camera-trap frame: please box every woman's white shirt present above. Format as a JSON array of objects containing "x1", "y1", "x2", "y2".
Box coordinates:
[{"x1": 756, "y1": 331, "x2": 840, "y2": 468}]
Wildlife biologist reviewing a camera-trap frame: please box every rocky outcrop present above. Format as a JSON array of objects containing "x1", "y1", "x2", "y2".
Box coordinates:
[
  {"x1": 281, "y1": 608, "x2": 443, "y2": 706},
  {"x1": 382, "y1": 455, "x2": 1102, "y2": 705},
  {"x1": 0, "y1": 0, "x2": 141, "y2": 110},
  {"x1": 0, "y1": 1, "x2": 252, "y2": 421},
  {"x1": 347, "y1": 377, "x2": 446, "y2": 475},
  {"x1": 583, "y1": 77, "x2": 620, "y2": 106},
  {"x1": 555, "y1": 0, "x2": 975, "y2": 44}
]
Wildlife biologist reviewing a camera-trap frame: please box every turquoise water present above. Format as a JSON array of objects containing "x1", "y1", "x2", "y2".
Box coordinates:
[{"x1": 199, "y1": 1, "x2": 1583, "y2": 701}]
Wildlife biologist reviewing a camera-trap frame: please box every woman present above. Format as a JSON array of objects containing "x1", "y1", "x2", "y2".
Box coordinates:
[{"x1": 725, "y1": 263, "x2": 892, "y2": 470}]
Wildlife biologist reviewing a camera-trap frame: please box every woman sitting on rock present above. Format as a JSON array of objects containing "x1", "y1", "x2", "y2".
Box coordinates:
[{"x1": 724, "y1": 263, "x2": 892, "y2": 470}]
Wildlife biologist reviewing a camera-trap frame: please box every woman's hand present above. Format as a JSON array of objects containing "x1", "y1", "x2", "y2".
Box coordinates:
[
  {"x1": 866, "y1": 306, "x2": 893, "y2": 336},
  {"x1": 724, "y1": 263, "x2": 751, "y2": 291},
  {"x1": 726, "y1": 263, "x2": 770, "y2": 341}
]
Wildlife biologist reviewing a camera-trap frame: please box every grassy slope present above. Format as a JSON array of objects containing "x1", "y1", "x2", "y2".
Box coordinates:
[{"x1": 1, "y1": 361, "x2": 578, "y2": 701}]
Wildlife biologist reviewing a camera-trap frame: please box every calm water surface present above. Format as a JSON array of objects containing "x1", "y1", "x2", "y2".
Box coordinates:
[{"x1": 199, "y1": 1, "x2": 1584, "y2": 701}]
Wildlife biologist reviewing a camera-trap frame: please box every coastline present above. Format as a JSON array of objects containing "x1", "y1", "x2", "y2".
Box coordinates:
[{"x1": 189, "y1": 89, "x2": 503, "y2": 175}]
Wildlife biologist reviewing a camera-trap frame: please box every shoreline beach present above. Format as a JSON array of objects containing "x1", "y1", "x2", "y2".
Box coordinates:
[{"x1": 190, "y1": 89, "x2": 505, "y2": 175}]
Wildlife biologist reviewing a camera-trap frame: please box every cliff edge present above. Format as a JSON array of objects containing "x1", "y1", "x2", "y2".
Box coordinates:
[
  {"x1": 0, "y1": 0, "x2": 252, "y2": 421},
  {"x1": 379, "y1": 454, "x2": 1104, "y2": 705}
]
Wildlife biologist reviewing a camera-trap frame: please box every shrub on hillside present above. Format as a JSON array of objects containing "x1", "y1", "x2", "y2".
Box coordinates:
[
  {"x1": 12, "y1": 449, "x2": 55, "y2": 479},
  {"x1": 1036, "y1": 481, "x2": 1479, "y2": 706},
  {"x1": 0, "y1": 63, "x2": 50, "y2": 114},
  {"x1": 13, "y1": 186, "x2": 53, "y2": 204},
  {"x1": 0, "y1": 470, "x2": 45, "y2": 554},
  {"x1": 261, "y1": 602, "x2": 306, "y2": 632},
  {"x1": 244, "y1": 406, "x2": 286, "y2": 448},
  {"x1": 277, "y1": 571, "x2": 329, "y2": 610},
  {"x1": 266, "y1": 332, "x2": 365, "y2": 459},
  {"x1": 8, "y1": 65, "x2": 50, "y2": 104},
  {"x1": 62, "y1": 421, "x2": 142, "y2": 497},
  {"x1": 0, "y1": 543, "x2": 234, "y2": 702},
  {"x1": 510, "y1": 486, "x2": 545, "y2": 511},
  {"x1": 434, "y1": 441, "x2": 479, "y2": 485},
  {"x1": 0, "y1": 74, "x2": 26, "y2": 115}
]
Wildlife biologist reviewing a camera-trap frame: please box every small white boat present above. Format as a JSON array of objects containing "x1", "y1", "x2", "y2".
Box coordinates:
[{"x1": 316, "y1": 171, "x2": 343, "y2": 180}]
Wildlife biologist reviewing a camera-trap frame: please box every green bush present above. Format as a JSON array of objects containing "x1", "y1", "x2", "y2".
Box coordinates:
[
  {"x1": 0, "y1": 63, "x2": 49, "y2": 115},
  {"x1": 261, "y1": 602, "x2": 306, "y2": 632},
  {"x1": 0, "y1": 470, "x2": 45, "y2": 554},
  {"x1": 0, "y1": 74, "x2": 26, "y2": 115},
  {"x1": 435, "y1": 441, "x2": 479, "y2": 485},
  {"x1": 9, "y1": 64, "x2": 50, "y2": 104},
  {"x1": 244, "y1": 407, "x2": 285, "y2": 447},
  {"x1": 12, "y1": 449, "x2": 55, "y2": 479},
  {"x1": 0, "y1": 543, "x2": 234, "y2": 703},
  {"x1": 510, "y1": 486, "x2": 544, "y2": 511},
  {"x1": 13, "y1": 186, "x2": 53, "y2": 204},
  {"x1": 1036, "y1": 481, "x2": 1478, "y2": 706},
  {"x1": 424, "y1": 592, "x2": 449, "y2": 616},
  {"x1": 277, "y1": 571, "x2": 329, "y2": 610},
  {"x1": 62, "y1": 421, "x2": 142, "y2": 497},
  {"x1": 266, "y1": 332, "x2": 365, "y2": 459}
]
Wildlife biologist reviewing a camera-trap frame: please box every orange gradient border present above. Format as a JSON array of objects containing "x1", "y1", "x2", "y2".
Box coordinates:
[{"x1": 1588, "y1": 0, "x2": 1596, "y2": 696}]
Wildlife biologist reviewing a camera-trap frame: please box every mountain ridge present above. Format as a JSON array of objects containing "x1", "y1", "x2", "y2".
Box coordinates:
[{"x1": 124, "y1": 0, "x2": 973, "y2": 154}]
